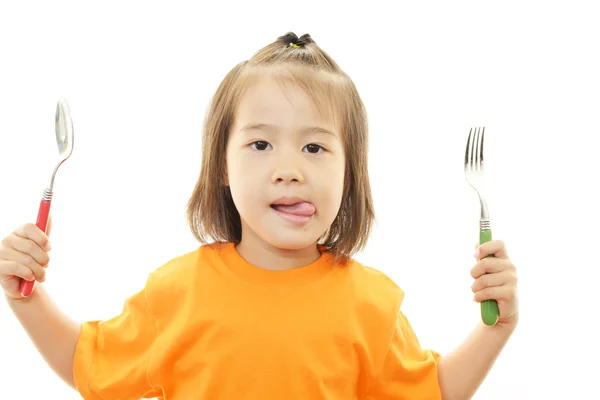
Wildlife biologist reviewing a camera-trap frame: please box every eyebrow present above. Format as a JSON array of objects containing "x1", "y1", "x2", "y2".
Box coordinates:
[{"x1": 239, "y1": 123, "x2": 337, "y2": 137}]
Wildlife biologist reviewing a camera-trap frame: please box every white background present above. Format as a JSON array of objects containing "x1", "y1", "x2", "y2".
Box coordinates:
[{"x1": 1, "y1": 1, "x2": 598, "y2": 399}]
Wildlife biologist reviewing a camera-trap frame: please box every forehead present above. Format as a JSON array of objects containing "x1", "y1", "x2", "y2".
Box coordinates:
[{"x1": 234, "y1": 70, "x2": 341, "y2": 130}]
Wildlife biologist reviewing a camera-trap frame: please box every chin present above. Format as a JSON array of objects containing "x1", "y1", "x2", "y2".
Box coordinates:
[{"x1": 262, "y1": 234, "x2": 319, "y2": 252}]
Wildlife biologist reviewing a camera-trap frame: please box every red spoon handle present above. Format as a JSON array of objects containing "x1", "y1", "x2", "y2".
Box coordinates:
[{"x1": 19, "y1": 198, "x2": 51, "y2": 297}]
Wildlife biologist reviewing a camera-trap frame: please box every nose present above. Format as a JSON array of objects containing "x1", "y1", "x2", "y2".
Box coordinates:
[{"x1": 271, "y1": 153, "x2": 305, "y2": 184}]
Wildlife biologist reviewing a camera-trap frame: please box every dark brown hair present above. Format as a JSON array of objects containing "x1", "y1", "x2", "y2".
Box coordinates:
[{"x1": 186, "y1": 32, "x2": 375, "y2": 263}]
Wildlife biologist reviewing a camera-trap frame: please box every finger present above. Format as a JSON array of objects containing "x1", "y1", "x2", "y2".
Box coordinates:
[
  {"x1": 4, "y1": 230, "x2": 51, "y2": 267},
  {"x1": 474, "y1": 284, "x2": 516, "y2": 303},
  {"x1": 0, "y1": 248, "x2": 46, "y2": 282},
  {"x1": 476, "y1": 239, "x2": 509, "y2": 259},
  {"x1": 14, "y1": 223, "x2": 52, "y2": 251},
  {"x1": 471, "y1": 269, "x2": 515, "y2": 293},
  {"x1": 0, "y1": 260, "x2": 36, "y2": 282},
  {"x1": 470, "y1": 257, "x2": 515, "y2": 279}
]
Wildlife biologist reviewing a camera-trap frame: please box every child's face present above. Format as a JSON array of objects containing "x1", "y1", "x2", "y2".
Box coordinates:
[{"x1": 226, "y1": 76, "x2": 345, "y2": 251}]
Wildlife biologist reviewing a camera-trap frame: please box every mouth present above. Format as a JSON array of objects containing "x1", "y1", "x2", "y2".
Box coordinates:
[{"x1": 270, "y1": 197, "x2": 316, "y2": 226}]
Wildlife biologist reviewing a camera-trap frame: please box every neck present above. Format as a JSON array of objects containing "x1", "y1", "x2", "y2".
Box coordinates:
[{"x1": 235, "y1": 234, "x2": 321, "y2": 271}]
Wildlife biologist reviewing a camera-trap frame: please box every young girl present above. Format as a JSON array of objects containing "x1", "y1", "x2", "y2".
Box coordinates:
[{"x1": 1, "y1": 32, "x2": 519, "y2": 400}]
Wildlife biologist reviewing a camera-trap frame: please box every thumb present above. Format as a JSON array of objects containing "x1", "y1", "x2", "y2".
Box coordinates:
[{"x1": 46, "y1": 214, "x2": 53, "y2": 237}]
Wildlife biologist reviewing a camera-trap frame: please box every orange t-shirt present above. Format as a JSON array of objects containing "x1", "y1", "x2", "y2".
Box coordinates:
[{"x1": 73, "y1": 242, "x2": 441, "y2": 399}]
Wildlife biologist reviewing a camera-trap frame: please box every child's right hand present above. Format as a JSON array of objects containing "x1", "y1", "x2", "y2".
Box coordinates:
[{"x1": 0, "y1": 220, "x2": 52, "y2": 300}]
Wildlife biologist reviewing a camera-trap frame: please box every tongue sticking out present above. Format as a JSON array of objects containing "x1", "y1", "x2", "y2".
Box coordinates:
[{"x1": 272, "y1": 202, "x2": 315, "y2": 216}]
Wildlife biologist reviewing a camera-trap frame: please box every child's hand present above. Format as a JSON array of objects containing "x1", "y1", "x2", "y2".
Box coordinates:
[
  {"x1": 0, "y1": 219, "x2": 52, "y2": 300},
  {"x1": 470, "y1": 240, "x2": 519, "y2": 327}
]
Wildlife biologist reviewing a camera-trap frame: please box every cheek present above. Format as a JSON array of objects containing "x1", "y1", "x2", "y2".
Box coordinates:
[
  {"x1": 226, "y1": 156, "x2": 264, "y2": 206},
  {"x1": 315, "y1": 157, "x2": 345, "y2": 209},
  {"x1": 227, "y1": 149, "x2": 252, "y2": 184}
]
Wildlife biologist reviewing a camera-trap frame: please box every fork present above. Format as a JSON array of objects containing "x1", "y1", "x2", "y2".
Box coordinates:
[{"x1": 464, "y1": 127, "x2": 500, "y2": 326}]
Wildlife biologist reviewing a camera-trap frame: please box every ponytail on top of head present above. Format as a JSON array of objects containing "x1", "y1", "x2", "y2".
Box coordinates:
[{"x1": 278, "y1": 32, "x2": 315, "y2": 48}]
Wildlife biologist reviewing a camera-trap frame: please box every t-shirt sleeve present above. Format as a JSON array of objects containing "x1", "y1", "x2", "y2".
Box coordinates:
[
  {"x1": 73, "y1": 275, "x2": 162, "y2": 400},
  {"x1": 365, "y1": 310, "x2": 442, "y2": 400}
]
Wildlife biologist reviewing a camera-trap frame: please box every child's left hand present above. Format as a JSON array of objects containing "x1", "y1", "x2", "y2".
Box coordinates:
[{"x1": 470, "y1": 240, "x2": 519, "y2": 327}]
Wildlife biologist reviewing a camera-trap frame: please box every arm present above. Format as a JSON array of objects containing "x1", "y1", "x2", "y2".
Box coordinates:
[
  {"x1": 1, "y1": 221, "x2": 158, "y2": 398},
  {"x1": 438, "y1": 239, "x2": 520, "y2": 399},
  {"x1": 437, "y1": 320, "x2": 517, "y2": 400},
  {"x1": 6, "y1": 284, "x2": 81, "y2": 389}
]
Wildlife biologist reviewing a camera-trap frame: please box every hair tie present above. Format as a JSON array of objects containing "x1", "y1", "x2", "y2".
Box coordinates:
[{"x1": 279, "y1": 32, "x2": 314, "y2": 49}]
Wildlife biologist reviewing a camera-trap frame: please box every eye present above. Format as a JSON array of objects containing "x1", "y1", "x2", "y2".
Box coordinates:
[
  {"x1": 303, "y1": 144, "x2": 323, "y2": 154},
  {"x1": 250, "y1": 141, "x2": 272, "y2": 151}
]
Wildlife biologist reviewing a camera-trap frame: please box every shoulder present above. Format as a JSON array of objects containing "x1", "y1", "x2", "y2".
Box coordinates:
[
  {"x1": 141, "y1": 243, "x2": 233, "y2": 319},
  {"x1": 147, "y1": 244, "x2": 213, "y2": 280},
  {"x1": 339, "y1": 258, "x2": 406, "y2": 325},
  {"x1": 346, "y1": 258, "x2": 405, "y2": 306},
  {"x1": 144, "y1": 242, "x2": 227, "y2": 297}
]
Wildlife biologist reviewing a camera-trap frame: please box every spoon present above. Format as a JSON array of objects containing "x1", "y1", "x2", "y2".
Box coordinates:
[{"x1": 20, "y1": 98, "x2": 75, "y2": 297}]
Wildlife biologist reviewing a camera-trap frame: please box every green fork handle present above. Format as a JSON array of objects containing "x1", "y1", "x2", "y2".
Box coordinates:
[{"x1": 480, "y1": 229, "x2": 500, "y2": 326}]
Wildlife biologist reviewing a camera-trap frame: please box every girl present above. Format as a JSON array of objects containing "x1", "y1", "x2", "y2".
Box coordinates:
[{"x1": 1, "y1": 32, "x2": 519, "y2": 400}]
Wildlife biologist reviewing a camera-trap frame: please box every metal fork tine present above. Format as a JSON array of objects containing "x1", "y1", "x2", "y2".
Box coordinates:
[
  {"x1": 475, "y1": 127, "x2": 481, "y2": 169},
  {"x1": 480, "y1": 127, "x2": 485, "y2": 165},
  {"x1": 470, "y1": 128, "x2": 477, "y2": 168},
  {"x1": 465, "y1": 128, "x2": 473, "y2": 169}
]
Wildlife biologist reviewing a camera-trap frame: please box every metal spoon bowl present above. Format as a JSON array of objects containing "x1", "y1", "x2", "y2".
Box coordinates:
[{"x1": 50, "y1": 98, "x2": 74, "y2": 190}]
